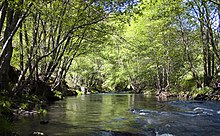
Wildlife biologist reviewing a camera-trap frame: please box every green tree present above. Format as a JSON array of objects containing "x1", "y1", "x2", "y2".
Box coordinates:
[{"x1": 0, "y1": 0, "x2": 32, "y2": 89}]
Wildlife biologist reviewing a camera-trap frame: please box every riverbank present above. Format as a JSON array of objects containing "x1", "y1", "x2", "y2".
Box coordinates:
[{"x1": 154, "y1": 86, "x2": 220, "y2": 101}]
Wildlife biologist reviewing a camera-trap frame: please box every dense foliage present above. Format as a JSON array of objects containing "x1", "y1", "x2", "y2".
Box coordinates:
[{"x1": 69, "y1": 0, "x2": 220, "y2": 97}]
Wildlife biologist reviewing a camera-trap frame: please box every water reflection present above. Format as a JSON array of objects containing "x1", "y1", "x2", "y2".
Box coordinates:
[{"x1": 13, "y1": 94, "x2": 220, "y2": 136}]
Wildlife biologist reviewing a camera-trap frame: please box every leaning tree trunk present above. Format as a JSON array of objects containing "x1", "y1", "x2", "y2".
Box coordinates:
[
  {"x1": 0, "y1": 7, "x2": 15, "y2": 88},
  {"x1": 0, "y1": 0, "x2": 30, "y2": 89}
]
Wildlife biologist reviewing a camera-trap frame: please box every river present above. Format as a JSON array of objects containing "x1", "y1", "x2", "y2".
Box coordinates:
[{"x1": 13, "y1": 93, "x2": 220, "y2": 136}]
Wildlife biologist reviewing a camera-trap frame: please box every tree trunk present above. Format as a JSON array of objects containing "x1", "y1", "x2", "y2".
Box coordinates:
[
  {"x1": 0, "y1": 0, "x2": 7, "y2": 35},
  {"x1": 0, "y1": 0, "x2": 30, "y2": 89},
  {"x1": 0, "y1": 7, "x2": 14, "y2": 88},
  {"x1": 156, "y1": 63, "x2": 162, "y2": 94},
  {"x1": 19, "y1": 25, "x2": 24, "y2": 72}
]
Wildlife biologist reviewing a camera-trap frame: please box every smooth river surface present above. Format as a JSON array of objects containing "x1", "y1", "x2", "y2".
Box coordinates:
[{"x1": 13, "y1": 94, "x2": 220, "y2": 136}]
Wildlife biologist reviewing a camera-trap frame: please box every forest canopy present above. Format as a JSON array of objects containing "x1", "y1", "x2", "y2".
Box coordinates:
[{"x1": 0, "y1": 0, "x2": 220, "y2": 108}]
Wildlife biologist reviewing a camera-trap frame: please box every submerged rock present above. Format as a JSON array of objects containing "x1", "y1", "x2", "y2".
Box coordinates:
[
  {"x1": 155, "y1": 132, "x2": 174, "y2": 136},
  {"x1": 40, "y1": 120, "x2": 49, "y2": 125},
  {"x1": 30, "y1": 131, "x2": 47, "y2": 136}
]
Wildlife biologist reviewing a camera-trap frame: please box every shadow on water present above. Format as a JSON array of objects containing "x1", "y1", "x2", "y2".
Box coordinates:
[{"x1": 12, "y1": 94, "x2": 220, "y2": 136}]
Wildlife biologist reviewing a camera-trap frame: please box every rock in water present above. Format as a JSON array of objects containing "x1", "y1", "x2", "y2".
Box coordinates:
[
  {"x1": 40, "y1": 120, "x2": 49, "y2": 125},
  {"x1": 30, "y1": 131, "x2": 47, "y2": 136}
]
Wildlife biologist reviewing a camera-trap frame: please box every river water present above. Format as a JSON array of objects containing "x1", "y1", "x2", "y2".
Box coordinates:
[{"x1": 13, "y1": 94, "x2": 220, "y2": 136}]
